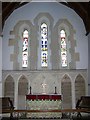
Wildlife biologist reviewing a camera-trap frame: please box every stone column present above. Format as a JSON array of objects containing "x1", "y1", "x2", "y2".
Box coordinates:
[
  {"x1": 71, "y1": 81, "x2": 75, "y2": 108},
  {"x1": 14, "y1": 80, "x2": 18, "y2": 109}
]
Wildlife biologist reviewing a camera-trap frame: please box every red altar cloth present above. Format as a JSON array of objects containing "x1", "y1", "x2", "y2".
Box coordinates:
[{"x1": 26, "y1": 94, "x2": 61, "y2": 101}]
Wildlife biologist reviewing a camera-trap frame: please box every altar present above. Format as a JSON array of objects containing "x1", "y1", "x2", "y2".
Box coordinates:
[{"x1": 26, "y1": 94, "x2": 62, "y2": 118}]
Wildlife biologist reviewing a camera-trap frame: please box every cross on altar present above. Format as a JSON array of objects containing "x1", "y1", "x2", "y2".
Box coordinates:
[{"x1": 42, "y1": 81, "x2": 47, "y2": 94}]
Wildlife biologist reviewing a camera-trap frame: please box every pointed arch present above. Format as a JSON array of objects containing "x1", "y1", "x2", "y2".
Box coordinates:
[
  {"x1": 4, "y1": 75, "x2": 14, "y2": 102},
  {"x1": 61, "y1": 74, "x2": 72, "y2": 109},
  {"x1": 75, "y1": 74, "x2": 85, "y2": 103},
  {"x1": 53, "y1": 19, "x2": 78, "y2": 69},
  {"x1": 61, "y1": 74, "x2": 71, "y2": 82},
  {"x1": 18, "y1": 75, "x2": 28, "y2": 95},
  {"x1": 12, "y1": 20, "x2": 34, "y2": 70},
  {"x1": 18, "y1": 75, "x2": 28, "y2": 109},
  {"x1": 34, "y1": 13, "x2": 54, "y2": 69}
]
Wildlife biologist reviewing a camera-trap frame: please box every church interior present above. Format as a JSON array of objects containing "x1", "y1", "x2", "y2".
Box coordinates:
[{"x1": 0, "y1": 0, "x2": 90, "y2": 119}]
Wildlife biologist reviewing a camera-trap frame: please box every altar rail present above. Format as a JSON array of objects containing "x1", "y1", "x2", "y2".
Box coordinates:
[
  {"x1": 2, "y1": 108, "x2": 90, "y2": 119},
  {"x1": 3, "y1": 108, "x2": 90, "y2": 113}
]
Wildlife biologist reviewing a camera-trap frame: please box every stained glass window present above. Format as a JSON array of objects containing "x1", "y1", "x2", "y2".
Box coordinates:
[
  {"x1": 60, "y1": 30, "x2": 67, "y2": 67},
  {"x1": 22, "y1": 30, "x2": 29, "y2": 67},
  {"x1": 41, "y1": 23, "x2": 48, "y2": 67}
]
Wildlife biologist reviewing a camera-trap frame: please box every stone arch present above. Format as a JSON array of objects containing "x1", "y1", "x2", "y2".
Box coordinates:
[
  {"x1": 4, "y1": 75, "x2": 14, "y2": 103},
  {"x1": 53, "y1": 19, "x2": 79, "y2": 69},
  {"x1": 18, "y1": 75, "x2": 28, "y2": 109},
  {"x1": 10, "y1": 20, "x2": 34, "y2": 70},
  {"x1": 34, "y1": 13, "x2": 54, "y2": 69},
  {"x1": 61, "y1": 74, "x2": 72, "y2": 109},
  {"x1": 75, "y1": 74, "x2": 85, "y2": 104}
]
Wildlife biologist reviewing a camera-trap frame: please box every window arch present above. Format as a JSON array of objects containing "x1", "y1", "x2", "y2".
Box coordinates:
[
  {"x1": 34, "y1": 13, "x2": 53, "y2": 69},
  {"x1": 22, "y1": 29, "x2": 29, "y2": 68},
  {"x1": 60, "y1": 29, "x2": 67, "y2": 67},
  {"x1": 41, "y1": 23, "x2": 48, "y2": 67}
]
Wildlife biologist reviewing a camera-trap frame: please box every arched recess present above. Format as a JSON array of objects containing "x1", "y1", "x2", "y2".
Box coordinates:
[
  {"x1": 10, "y1": 20, "x2": 34, "y2": 70},
  {"x1": 53, "y1": 19, "x2": 79, "y2": 69},
  {"x1": 18, "y1": 75, "x2": 28, "y2": 109},
  {"x1": 75, "y1": 74, "x2": 85, "y2": 103},
  {"x1": 61, "y1": 74, "x2": 72, "y2": 109},
  {"x1": 4, "y1": 75, "x2": 14, "y2": 103}
]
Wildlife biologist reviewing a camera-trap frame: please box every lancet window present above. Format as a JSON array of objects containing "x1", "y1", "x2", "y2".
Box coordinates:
[
  {"x1": 41, "y1": 23, "x2": 48, "y2": 67},
  {"x1": 60, "y1": 30, "x2": 67, "y2": 67},
  {"x1": 22, "y1": 29, "x2": 29, "y2": 67}
]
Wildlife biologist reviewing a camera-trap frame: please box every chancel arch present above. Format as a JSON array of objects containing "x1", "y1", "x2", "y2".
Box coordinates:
[
  {"x1": 4, "y1": 75, "x2": 14, "y2": 103},
  {"x1": 18, "y1": 75, "x2": 28, "y2": 109},
  {"x1": 61, "y1": 74, "x2": 72, "y2": 109},
  {"x1": 75, "y1": 74, "x2": 86, "y2": 103}
]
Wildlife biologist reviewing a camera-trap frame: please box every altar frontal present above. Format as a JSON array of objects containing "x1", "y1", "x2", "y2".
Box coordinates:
[{"x1": 26, "y1": 94, "x2": 62, "y2": 118}]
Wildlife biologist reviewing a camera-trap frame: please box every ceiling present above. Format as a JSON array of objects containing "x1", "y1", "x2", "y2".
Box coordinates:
[{"x1": 2, "y1": 2, "x2": 90, "y2": 35}]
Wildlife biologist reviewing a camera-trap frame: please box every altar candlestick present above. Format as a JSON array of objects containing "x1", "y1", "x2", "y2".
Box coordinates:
[
  {"x1": 30, "y1": 86, "x2": 31, "y2": 94},
  {"x1": 55, "y1": 86, "x2": 57, "y2": 94}
]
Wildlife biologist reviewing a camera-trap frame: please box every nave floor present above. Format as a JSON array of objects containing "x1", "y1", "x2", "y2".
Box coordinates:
[{"x1": 1, "y1": 113, "x2": 90, "y2": 120}]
